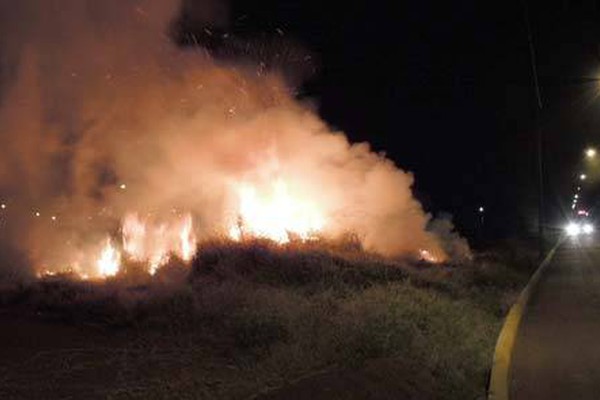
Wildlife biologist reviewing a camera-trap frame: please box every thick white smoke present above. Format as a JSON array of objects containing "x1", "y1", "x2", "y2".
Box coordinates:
[{"x1": 0, "y1": 0, "x2": 460, "y2": 277}]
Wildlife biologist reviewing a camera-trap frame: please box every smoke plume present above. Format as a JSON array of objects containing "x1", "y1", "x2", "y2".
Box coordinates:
[{"x1": 0, "y1": 0, "x2": 458, "y2": 277}]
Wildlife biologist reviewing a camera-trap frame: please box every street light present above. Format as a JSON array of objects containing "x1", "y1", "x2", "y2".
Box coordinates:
[
  {"x1": 586, "y1": 149, "x2": 597, "y2": 158},
  {"x1": 586, "y1": 148, "x2": 597, "y2": 159},
  {"x1": 477, "y1": 206, "x2": 485, "y2": 229},
  {"x1": 522, "y1": 0, "x2": 600, "y2": 257}
]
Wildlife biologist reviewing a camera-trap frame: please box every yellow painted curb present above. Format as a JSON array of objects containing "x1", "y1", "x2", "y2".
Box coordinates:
[{"x1": 487, "y1": 240, "x2": 561, "y2": 400}]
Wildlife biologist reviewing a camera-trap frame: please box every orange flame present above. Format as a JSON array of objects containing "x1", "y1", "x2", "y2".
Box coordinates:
[
  {"x1": 122, "y1": 213, "x2": 147, "y2": 261},
  {"x1": 419, "y1": 249, "x2": 441, "y2": 264},
  {"x1": 229, "y1": 178, "x2": 326, "y2": 243},
  {"x1": 122, "y1": 212, "x2": 197, "y2": 274},
  {"x1": 97, "y1": 238, "x2": 121, "y2": 277},
  {"x1": 179, "y1": 213, "x2": 195, "y2": 262}
]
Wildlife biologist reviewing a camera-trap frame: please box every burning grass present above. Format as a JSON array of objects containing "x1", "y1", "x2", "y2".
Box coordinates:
[{"x1": 0, "y1": 239, "x2": 532, "y2": 400}]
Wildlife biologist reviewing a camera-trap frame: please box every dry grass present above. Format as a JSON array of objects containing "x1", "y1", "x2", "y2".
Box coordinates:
[{"x1": 0, "y1": 238, "x2": 533, "y2": 400}]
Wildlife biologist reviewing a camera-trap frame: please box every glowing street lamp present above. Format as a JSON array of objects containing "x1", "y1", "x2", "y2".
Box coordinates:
[
  {"x1": 586, "y1": 148, "x2": 597, "y2": 159},
  {"x1": 580, "y1": 174, "x2": 587, "y2": 181},
  {"x1": 477, "y1": 206, "x2": 485, "y2": 228}
]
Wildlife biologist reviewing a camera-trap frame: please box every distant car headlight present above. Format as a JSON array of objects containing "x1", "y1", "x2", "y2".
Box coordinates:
[
  {"x1": 566, "y1": 222, "x2": 581, "y2": 236},
  {"x1": 583, "y1": 223, "x2": 594, "y2": 234}
]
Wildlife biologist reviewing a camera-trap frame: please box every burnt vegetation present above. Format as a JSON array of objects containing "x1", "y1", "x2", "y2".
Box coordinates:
[{"x1": 0, "y1": 239, "x2": 535, "y2": 400}]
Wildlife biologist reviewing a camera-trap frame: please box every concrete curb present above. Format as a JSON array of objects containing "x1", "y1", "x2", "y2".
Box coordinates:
[{"x1": 487, "y1": 240, "x2": 562, "y2": 400}]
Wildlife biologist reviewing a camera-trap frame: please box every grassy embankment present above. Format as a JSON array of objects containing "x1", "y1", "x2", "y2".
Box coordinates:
[{"x1": 0, "y1": 238, "x2": 535, "y2": 399}]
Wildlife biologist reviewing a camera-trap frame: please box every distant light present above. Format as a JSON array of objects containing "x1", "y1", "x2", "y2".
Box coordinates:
[
  {"x1": 119, "y1": 183, "x2": 127, "y2": 190},
  {"x1": 51, "y1": 216, "x2": 57, "y2": 221},
  {"x1": 478, "y1": 206, "x2": 484, "y2": 213},
  {"x1": 578, "y1": 186, "x2": 581, "y2": 191},
  {"x1": 566, "y1": 222, "x2": 581, "y2": 236},
  {"x1": 0, "y1": 203, "x2": 5, "y2": 210},
  {"x1": 580, "y1": 174, "x2": 587, "y2": 181},
  {"x1": 572, "y1": 204, "x2": 576, "y2": 210},
  {"x1": 34, "y1": 211, "x2": 40, "y2": 217},
  {"x1": 575, "y1": 194, "x2": 579, "y2": 199},
  {"x1": 586, "y1": 148, "x2": 597, "y2": 158},
  {"x1": 583, "y1": 223, "x2": 594, "y2": 234}
]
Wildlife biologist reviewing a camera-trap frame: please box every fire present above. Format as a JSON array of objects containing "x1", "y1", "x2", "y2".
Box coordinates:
[
  {"x1": 97, "y1": 238, "x2": 121, "y2": 277},
  {"x1": 122, "y1": 213, "x2": 147, "y2": 260},
  {"x1": 229, "y1": 178, "x2": 326, "y2": 243},
  {"x1": 33, "y1": 183, "x2": 448, "y2": 279},
  {"x1": 179, "y1": 213, "x2": 195, "y2": 261},
  {"x1": 121, "y1": 212, "x2": 197, "y2": 275},
  {"x1": 419, "y1": 249, "x2": 441, "y2": 264},
  {"x1": 32, "y1": 211, "x2": 198, "y2": 279}
]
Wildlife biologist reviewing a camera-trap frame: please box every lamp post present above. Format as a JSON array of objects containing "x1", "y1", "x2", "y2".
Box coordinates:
[
  {"x1": 523, "y1": 0, "x2": 545, "y2": 258},
  {"x1": 523, "y1": 1, "x2": 600, "y2": 258}
]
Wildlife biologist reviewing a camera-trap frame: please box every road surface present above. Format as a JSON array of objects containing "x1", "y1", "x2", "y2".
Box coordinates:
[{"x1": 511, "y1": 237, "x2": 600, "y2": 399}]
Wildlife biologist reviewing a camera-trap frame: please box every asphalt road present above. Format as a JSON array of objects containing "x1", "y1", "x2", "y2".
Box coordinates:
[{"x1": 511, "y1": 237, "x2": 600, "y2": 399}]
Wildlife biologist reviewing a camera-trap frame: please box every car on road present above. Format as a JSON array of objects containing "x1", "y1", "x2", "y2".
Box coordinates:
[{"x1": 565, "y1": 214, "x2": 595, "y2": 237}]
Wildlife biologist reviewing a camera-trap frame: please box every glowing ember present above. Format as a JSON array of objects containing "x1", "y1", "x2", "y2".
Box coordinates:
[
  {"x1": 419, "y1": 249, "x2": 440, "y2": 264},
  {"x1": 37, "y1": 269, "x2": 58, "y2": 278},
  {"x1": 97, "y1": 238, "x2": 121, "y2": 277},
  {"x1": 229, "y1": 179, "x2": 325, "y2": 243}
]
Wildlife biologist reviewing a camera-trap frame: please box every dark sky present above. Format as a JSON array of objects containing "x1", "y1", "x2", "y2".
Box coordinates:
[{"x1": 182, "y1": 0, "x2": 600, "y2": 240}]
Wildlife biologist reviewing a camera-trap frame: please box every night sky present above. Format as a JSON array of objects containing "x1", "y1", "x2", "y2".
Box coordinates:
[{"x1": 181, "y1": 0, "x2": 600, "y2": 242}]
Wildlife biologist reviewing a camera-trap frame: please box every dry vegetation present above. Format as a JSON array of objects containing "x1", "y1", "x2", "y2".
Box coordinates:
[{"x1": 0, "y1": 238, "x2": 535, "y2": 400}]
